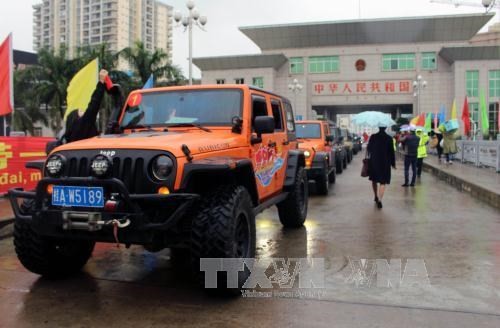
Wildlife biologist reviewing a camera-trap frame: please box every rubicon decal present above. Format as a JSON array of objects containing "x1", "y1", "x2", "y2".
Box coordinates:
[{"x1": 254, "y1": 145, "x2": 284, "y2": 187}]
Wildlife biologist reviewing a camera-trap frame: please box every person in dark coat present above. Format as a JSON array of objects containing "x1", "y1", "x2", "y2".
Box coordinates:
[
  {"x1": 65, "y1": 69, "x2": 109, "y2": 143},
  {"x1": 367, "y1": 126, "x2": 396, "y2": 209},
  {"x1": 400, "y1": 127, "x2": 420, "y2": 187}
]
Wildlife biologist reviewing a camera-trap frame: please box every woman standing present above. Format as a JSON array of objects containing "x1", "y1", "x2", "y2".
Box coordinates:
[
  {"x1": 442, "y1": 130, "x2": 458, "y2": 164},
  {"x1": 367, "y1": 126, "x2": 396, "y2": 209}
]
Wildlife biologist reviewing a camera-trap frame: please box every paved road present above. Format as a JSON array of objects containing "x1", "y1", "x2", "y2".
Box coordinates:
[{"x1": 0, "y1": 155, "x2": 499, "y2": 327}]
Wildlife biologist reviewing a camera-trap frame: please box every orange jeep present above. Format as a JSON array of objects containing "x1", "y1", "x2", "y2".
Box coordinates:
[
  {"x1": 9, "y1": 85, "x2": 308, "y2": 293},
  {"x1": 296, "y1": 120, "x2": 336, "y2": 195}
]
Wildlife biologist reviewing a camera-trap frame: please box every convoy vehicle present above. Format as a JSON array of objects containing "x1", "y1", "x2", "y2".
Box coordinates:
[
  {"x1": 9, "y1": 85, "x2": 308, "y2": 294},
  {"x1": 352, "y1": 133, "x2": 363, "y2": 154},
  {"x1": 329, "y1": 125, "x2": 348, "y2": 173},
  {"x1": 340, "y1": 128, "x2": 354, "y2": 163},
  {"x1": 296, "y1": 120, "x2": 336, "y2": 195}
]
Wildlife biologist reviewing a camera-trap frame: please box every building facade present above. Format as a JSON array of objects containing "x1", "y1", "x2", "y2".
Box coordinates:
[
  {"x1": 193, "y1": 14, "x2": 500, "y2": 138},
  {"x1": 33, "y1": 0, "x2": 173, "y2": 64}
]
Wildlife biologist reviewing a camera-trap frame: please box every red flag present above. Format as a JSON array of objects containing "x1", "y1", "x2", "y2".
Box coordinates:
[
  {"x1": 461, "y1": 96, "x2": 471, "y2": 136},
  {"x1": 0, "y1": 33, "x2": 13, "y2": 116},
  {"x1": 104, "y1": 75, "x2": 113, "y2": 90}
]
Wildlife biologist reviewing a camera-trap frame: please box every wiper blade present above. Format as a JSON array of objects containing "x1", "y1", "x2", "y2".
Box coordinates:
[
  {"x1": 125, "y1": 124, "x2": 156, "y2": 132},
  {"x1": 166, "y1": 123, "x2": 211, "y2": 132}
]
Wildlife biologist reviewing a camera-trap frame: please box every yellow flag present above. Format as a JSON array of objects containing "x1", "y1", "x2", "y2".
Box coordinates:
[
  {"x1": 65, "y1": 58, "x2": 98, "y2": 119},
  {"x1": 450, "y1": 98, "x2": 457, "y2": 120}
]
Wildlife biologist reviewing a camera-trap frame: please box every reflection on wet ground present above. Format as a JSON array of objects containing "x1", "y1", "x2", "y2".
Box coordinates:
[{"x1": 0, "y1": 155, "x2": 499, "y2": 327}]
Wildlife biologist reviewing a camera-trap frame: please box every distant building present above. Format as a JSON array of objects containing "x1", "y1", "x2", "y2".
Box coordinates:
[
  {"x1": 194, "y1": 14, "x2": 500, "y2": 139},
  {"x1": 33, "y1": 0, "x2": 173, "y2": 67},
  {"x1": 13, "y1": 50, "x2": 38, "y2": 70}
]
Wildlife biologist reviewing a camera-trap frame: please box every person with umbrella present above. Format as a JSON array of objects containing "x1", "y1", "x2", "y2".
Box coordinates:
[{"x1": 353, "y1": 112, "x2": 396, "y2": 209}]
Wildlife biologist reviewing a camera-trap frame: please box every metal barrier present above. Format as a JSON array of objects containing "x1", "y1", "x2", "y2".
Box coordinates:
[{"x1": 457, "y1": 140, "x2": 500, "y2": 172}]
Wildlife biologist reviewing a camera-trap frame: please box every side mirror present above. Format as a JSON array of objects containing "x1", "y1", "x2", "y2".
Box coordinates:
[
  {"x1": 254, "y1": 116, "x2": 275, "y2": 136},
  {"x1": 325, "y1": 135, "x2": 334, "y2": 142}
]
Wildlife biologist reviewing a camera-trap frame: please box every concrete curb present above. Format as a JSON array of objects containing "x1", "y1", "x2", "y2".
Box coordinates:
[{"x1": 423, "y1": 162, "x2": 500, "y2": 210}]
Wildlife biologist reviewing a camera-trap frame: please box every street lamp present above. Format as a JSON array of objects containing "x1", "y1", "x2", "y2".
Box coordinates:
[
  {"x1": 288, "y1": 78, "x2": 303, "y2": 118},
  {"x1": 173, "y1": 1, "x2": 207, "y2": 85},
  {"x1": 413, "y1": 74, "x2": 427, "y2": 116}
]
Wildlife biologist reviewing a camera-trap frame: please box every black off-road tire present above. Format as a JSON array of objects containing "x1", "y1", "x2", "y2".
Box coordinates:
[
  {"x1": 328, "y1": 167, "x2": 336, "y2": 184},
  {"x1": 336, "y1": 158, "x2": 343, "y2": 174},
  {"x1": 315, "y1": 164, "x2": 329, "y2": 196},
  {"x1": 190, "y1": 185, "x2": 256, "y2": 295},
  {"x1": 343, "y1": 156, "x2": 348, "y2": 169},
  {"x1": 277, "y1": 166, "x2": 308, "y2": 228},
  {"x1": 14, "y1": 200, "x2": 95, "y2": 278}
]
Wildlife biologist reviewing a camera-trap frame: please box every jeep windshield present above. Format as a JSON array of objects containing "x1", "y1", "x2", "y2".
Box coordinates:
[
  {"x1": 296, "y1": 123, "x2": 321, "y2": 139},
  {"x1": 121, "y1": 89, "x2": 242, "y2": 129}
]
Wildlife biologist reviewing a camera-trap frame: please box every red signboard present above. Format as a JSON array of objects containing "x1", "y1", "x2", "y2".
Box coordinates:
[
  {"x1": 0, "y1": 137, "x2": 53, "y2": 194},
  {"x1": 312, "y1": 80, "x2": 413, "y2": 96}
]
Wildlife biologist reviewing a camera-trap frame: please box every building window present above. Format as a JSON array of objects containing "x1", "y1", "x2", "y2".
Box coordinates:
[
  {"x1": 466, "y1": 70, "x2": 479, "y2": 98},
  {"x1": 489, "y1": 102, "x2": 499, "y2": 138},
  {"x1": 469, "y1": 102, "x2": 479, "y2": 124},
  {"x1": 309, "y1": 56, "x2": 339, "y2": 73},
  {"x1": 289, "y1": 57, "x2": 303, "y2": 74},
  {"x1": 382, "y1": 53, "x2": 416, "y2": 71},
  {"x1": 421, "y1": 52, "x2": 436, "y2": 70},
  {"x1": 216, "y1": 79, "x2": 225, "y2": 84},
  {"x1": 252, "y1": 77, "x2": 264, "y2": 88},
  {"x1": 489, "y1": 70, "x2": 500, "y2": 98},
  {"x1": 234, "y1": 78, "x2": 244, "y2": 84}
]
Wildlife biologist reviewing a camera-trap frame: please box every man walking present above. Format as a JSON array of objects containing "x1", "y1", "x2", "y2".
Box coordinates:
[{"x1": 401, "y1": 126, "x2": 420, "y2": 187}]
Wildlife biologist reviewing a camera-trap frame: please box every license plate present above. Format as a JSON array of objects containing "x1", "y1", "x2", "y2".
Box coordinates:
[{"x1": 52, "y1": 186, "x2": 104, "y2": 208}]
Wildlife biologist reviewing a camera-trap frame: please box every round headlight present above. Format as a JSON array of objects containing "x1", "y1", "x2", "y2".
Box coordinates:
[
  {"x1": 152, "y1": 155, "x2": 173, "y2": 181},
  {"x1": 90, "y1": 155, "x2": 111, "y2": 178},
  {"x1": 45, "y1": 154, "x2": 65, "y2": 177},
  {"x1": 304, "y1": 150, "x2": 311, "y2": 158}
]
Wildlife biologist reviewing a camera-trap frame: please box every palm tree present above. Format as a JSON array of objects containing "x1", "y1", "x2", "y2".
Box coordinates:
[
  {"x1": 120, "y1": 41, "x2": 184, "y2": 85},
  {"x1": 12, "y1": 68, "x2": 48, "y2": 135}
]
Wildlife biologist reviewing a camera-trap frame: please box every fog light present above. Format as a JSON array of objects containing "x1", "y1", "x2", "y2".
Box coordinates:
[
  {"x1": 158, "y1": 186, "x2": 170, "y2": 195},
  {"x1": 104, "y1": 200, "x2": 118, "y2": 212},
  {"x1": 46, "y1": 184, "x2": 54, "y2": 194}
]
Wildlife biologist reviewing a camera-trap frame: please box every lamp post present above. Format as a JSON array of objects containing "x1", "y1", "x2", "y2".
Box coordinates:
[
  {"x1": 413, "y1": 74, "x2": 427, "y2": 116},
  {"x1": 288, "y1": 78, "x2": 303, "y2": 118},
  {"x1": 173, "y1": 0, "x2": 207, "y2": 85}
]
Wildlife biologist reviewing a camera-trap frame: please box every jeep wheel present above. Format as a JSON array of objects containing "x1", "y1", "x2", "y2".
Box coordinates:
[
  {"x1": 343, "y1": 156, "x2": 347, "y2": 169},
  {"x1": 14, "y1": 201, "x2": 95, "y2": 278},
  {"x1": 277, "y1": 166, "x2": 308, "y2": 228},
  {"x1": 336, "y1": 159, "x2": 343, "y2": 174},
  {"x1": 328, "y1": 167, "x2": 336, "y2": 184},
  {"x1": 191, "y1": 185, "x2": 256, "y2": 295},
  {"x1": 315, "y1": 164, "x2": 329, "y2": 196}
]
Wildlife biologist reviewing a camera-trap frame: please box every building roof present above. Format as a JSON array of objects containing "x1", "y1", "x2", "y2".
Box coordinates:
[
  {"x1": 13, "y1": 50, "x2": 38, "y2": 67},
  {"x1": 439, "y1": 45, "x2": 500, "y2": 64},
  {"x1": 239, "y1": 13, "x2": 495, "y2": 50},
  {"x1": 193, "y1": 53, "x2": 288, "y2": 71}
]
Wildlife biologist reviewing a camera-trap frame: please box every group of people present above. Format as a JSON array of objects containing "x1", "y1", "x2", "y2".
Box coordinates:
[{"x1": 365, "y1": 123, "x2": 458, "y2": 209}]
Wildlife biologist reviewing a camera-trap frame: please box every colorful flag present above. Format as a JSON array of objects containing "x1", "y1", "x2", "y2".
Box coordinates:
[
  {"x1": 65, "y1": 58, "x2": 99, "y2": 119},
  {"x1": 143, "y1": 74, "x2": 154, "y2": 89},
  {"x1": 479, "y1": 89, "x2": 489, "y2": 137},
  {"x1": 424, "y1": 113, "x2": 432, "y2": 132},
  {"x1": 450, "y1": 99, "x2": 457, "y2": 120},
  {"x1": 0, "y1": 33, "x2": 13, "y2": 116},
  {"x1": 438, "y1": 105, "x2": 446, "y2": 124},
  {"x1": 461, "y1": 96, "x2": 471, "y2": 137}
]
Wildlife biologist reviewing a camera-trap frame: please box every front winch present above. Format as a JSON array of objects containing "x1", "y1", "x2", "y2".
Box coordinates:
[{"x1": 62, "y1": 211, "x2": 131, "y2": 232}]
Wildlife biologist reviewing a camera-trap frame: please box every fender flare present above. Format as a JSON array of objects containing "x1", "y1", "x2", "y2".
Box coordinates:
[{"x1": 284, "y1": 150, "x2": 305, "y2": 189}]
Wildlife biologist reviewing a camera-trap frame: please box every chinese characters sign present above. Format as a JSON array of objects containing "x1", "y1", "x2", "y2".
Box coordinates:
[
  {"x1": 312, "y1": 80, "x2": 412, "y2": 96},
  {"x1": 0, "y1": 137, "x2": 53, "y2": 194}
]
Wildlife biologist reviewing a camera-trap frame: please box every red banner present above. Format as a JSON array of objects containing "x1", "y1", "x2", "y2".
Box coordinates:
[{"x1": 0, "y1": 137, "x2": 53, "y2": 194}]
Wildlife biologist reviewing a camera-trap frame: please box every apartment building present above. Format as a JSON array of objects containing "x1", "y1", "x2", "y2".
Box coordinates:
[{"x1": 33, "y1": 0, "x2": 173, "y2": 63}]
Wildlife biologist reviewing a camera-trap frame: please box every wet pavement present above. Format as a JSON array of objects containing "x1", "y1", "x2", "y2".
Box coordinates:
[{"x1": 0, "y1": 154, "x2": 499, "y2": 327}]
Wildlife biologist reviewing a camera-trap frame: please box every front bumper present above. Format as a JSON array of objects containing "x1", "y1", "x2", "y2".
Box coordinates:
[{"x1": 8, "y1": 177, "x2": 199, "y2": 244}]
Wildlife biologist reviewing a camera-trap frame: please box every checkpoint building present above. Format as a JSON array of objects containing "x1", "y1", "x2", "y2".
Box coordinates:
[{"x1": 193, "y1": 13, "x2": 500, "y2": 137}]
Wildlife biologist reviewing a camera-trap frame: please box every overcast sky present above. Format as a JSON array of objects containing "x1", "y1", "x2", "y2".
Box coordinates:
[{"x1": 0, "y1": 0, "x2": 497, "y2": 78}]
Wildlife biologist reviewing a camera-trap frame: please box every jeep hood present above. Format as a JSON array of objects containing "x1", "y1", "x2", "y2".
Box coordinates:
[
  {"x1": 54, "y1": 130, "x2": 246, "y2": 158},
  {"x1": 297, "y1": 139, "x2": 322, "y2": 150}
]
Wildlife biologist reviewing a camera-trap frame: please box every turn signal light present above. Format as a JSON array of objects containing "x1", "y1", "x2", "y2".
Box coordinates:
[
  {"x1": 158, "y1": 186, "x2": 170, "y2": 195},
  {"x1": 46, "y1": 184, "x2": 54, "y2": 194}
]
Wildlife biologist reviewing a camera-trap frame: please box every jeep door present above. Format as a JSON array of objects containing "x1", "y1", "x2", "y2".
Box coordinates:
[
  {"x1": 250, "y1": 94, "x2": 284, "y2": 199},
  {"x1": 323, "y1": 123, "x2": 335, "y2": 168}
]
